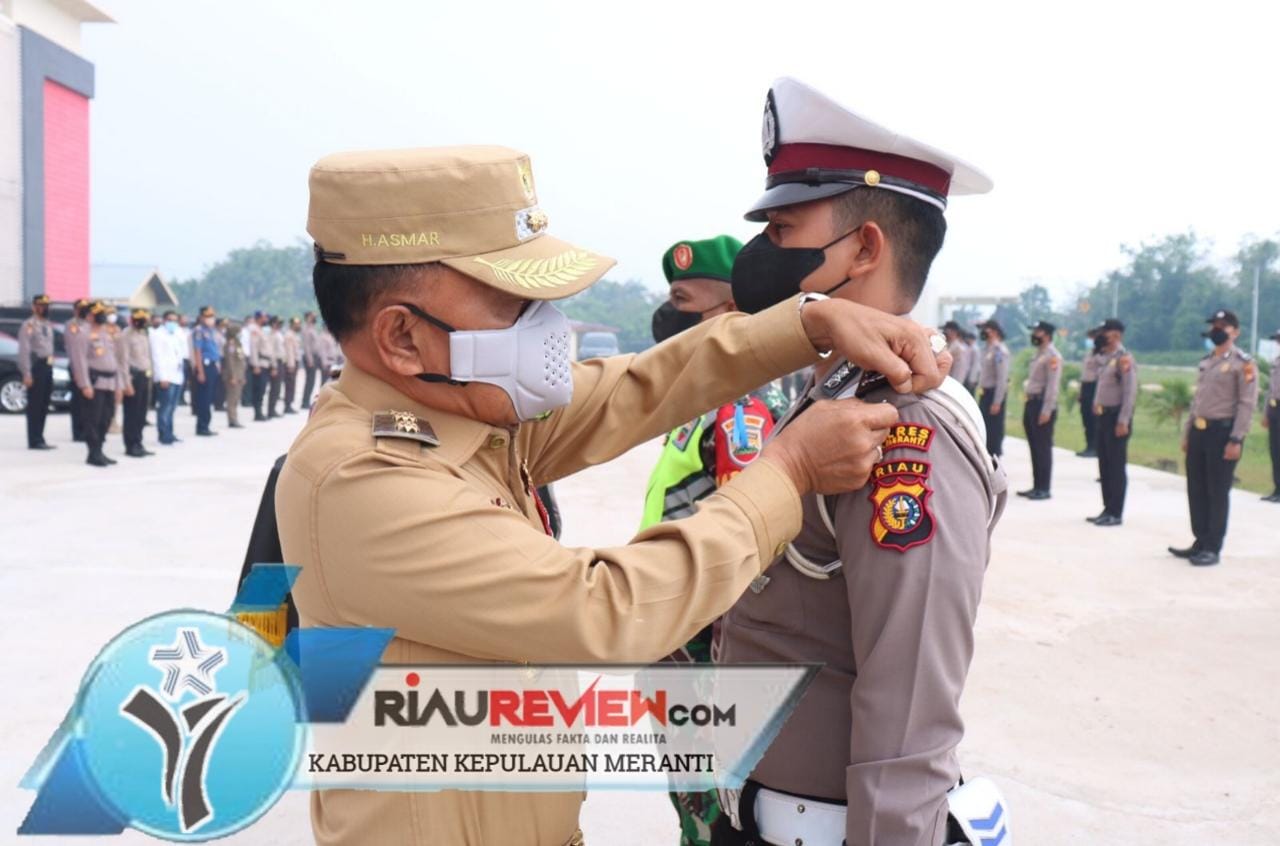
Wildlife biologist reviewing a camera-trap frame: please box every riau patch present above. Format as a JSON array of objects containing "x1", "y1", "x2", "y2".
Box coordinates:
[
  {"x1": 882, "y1": 423, "x2": 934, "y2": 452},
  {"x1": 1049, "y1": 357, "x2": 1060, "y2": 370},
  {"x1": 719, "y1": 412, "x2": 766, "y2": 468},
  {"x1": 1244, "y1": 361, "x2": 1256, "y2": 383},
  {"x1": 868, "y1": 460, "x2": 935, "y2": 552},
  {"x1": 1118, "y1": 355, "x2": 1132, "y2": 373}
]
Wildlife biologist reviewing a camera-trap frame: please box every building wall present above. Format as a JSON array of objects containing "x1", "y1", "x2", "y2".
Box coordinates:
[
  {"x1": 7, "y1": 0, "x2": 85, "y2": 54},
  {"x1": 0, "y1": 16, "x2": 21, "y2": 305},
  {"x1": 42, "y1": 78, "x2": 87, "y2": 300}
]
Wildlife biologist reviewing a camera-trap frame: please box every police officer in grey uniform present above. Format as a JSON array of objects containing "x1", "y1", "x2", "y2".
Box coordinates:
[
  {"x1": 17, "y1": 293, "x2": 56, "y2": 450},
  {"x1": 120, "y1": 308, "x2": 155, "y2": 457},
  {"x1": 977, "y1": 319, "x2": 1009, "y2": 456},
  {"x1": 943, "y1": 320, "x2": 969, "y2": 392},
  {"x1": 1018, "y1": 320, "x2": 1062, "y2": 499},
  {"x1": 716, "y1": 77, "x2": 1010, "y2": 846},
  {"x1": 1169, "y1": 309, "x2": 1259, "y2": 566},
  {"x1": 1263, "y1": 329, "x2": 1280, "y2": 502},
  {"x1": 70, "y1": 302, "x2": 121, "y2": 467},
  {"x1": 1086, "y1": 319, "x2": 1136, "y2": 526},
  {"x1": 1076, "y1": 326, "x2": 1103, "y2": 457},
  {"x1": 65, "y1": 298, "x2": 91, "y2": 442}
]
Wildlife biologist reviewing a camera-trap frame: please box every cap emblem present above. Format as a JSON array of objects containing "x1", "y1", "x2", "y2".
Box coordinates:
[
  {"x1": 474, "y1": 250, "x2": 598, "y2": 290},
  {"x1": 761, "y1": 89, "x2": 780, "y2": 165},
  {"x1": 518, "y1": 160, "x2": 536, "y2": 202},
  {"x1": 515, "y1": 207, "x2": 550, "y2": 241},
  {"x1": 864, "y1": 169, "x2": 881, "y2": 187},
  {"x1": 673, "y1": 243, "x2": 694, "y2": 271}
]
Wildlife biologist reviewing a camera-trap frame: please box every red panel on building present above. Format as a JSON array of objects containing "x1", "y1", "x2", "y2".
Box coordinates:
[{"x1": 43, "y1": 79, "x2": 91, "y2": 301}]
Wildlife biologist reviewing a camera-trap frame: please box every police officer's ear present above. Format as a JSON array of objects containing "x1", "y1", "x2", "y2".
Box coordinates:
[{"x1": 839, "y1": 220, "x2": 888, "y2": 286}]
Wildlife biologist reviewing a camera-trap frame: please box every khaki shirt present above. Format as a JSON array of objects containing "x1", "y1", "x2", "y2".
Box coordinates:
[
  {"x1": 223, "y1": 338, "x2": 247, "y2": 384},
  {"x1": 1024, "y1": 343, "x2": 1063, "y2": 414},
  {"x1": 1267, "y1": 353, "x2": 1280, "y2": 408},
  {"x1": 1187, "y1": 346, "x2": 1259, "y2": 441},
  {"x1": 302, "y1": 323, "x2": 319, "y2": 366},
  {"x1": 946, "y1": 338, "x2": 969, "y2": 389},
  {"x1": 122, "y1": 327, "x2": 153, "y2": 376},
  {"x1": 277, "y1": 298, "x2": 819, "y2": 846},
  {"x1": 249, "y1": 324, "x2": 271, "y2": 368},
  {"x1": 17, "y1": 315, "x2": 55, "y2": 378},
  {"x1": 963, "y1": 341, "x2": 980, "y2": 386},
  {"x1": 1093, "y1": 346, "x2": 1138, "y2": 425},
  {"x1": 979, "y1": 341, "x2": 1010, "y2": 405},
  {"x1": 284, "y1": 329, "x2": 299, "y2": 368},
  {"x1": 720, "y1": 372, "x2": 1007, "y2": 846},
  {"x1": 1080, "y1": 350, "x2": 1103, "y2": 383},
  {"x1": 72, "y1": 325, "x2": 121, "y2": 390}
]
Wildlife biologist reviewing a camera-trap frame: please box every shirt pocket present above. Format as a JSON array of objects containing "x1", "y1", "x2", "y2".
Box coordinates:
[{"x1": 724, "y1": 565, "x2": 809, "y2": 636}]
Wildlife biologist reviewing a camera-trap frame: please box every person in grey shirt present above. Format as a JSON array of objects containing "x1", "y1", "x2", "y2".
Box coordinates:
[
  {"x1": 1076, "y1": 326, "x2": 1103, "y2": 458},
  {"x1": 17, "y1": 293, "x2": 56, "y2": 450},
  {"x1": 1086, "y1": 319, "x2": 1137, "y2": 525},
  {"x1": 977, "y1": 318, "x2": 1010, "y2": 456},
  {"x1": 300, "y1": 311, "x2": 321, "y2": 408},
  {"x1": 1018, "y1": 320, "x2": 1062, "y2": 500},
  {"x1": 1169, "y1": 309, "x2": 1259, "y2": 566}
]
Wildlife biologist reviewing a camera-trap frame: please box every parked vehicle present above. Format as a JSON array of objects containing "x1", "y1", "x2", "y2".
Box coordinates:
[
  {"x1": 577, "y1": 331, "x2": 620, "y2": 360},
  {"x1": 0, "y1": 331, "x2": 72, "y2": 414}
]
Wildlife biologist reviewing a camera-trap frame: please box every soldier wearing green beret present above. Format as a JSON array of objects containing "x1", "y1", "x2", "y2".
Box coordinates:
[{"x1": 641, "y1": 234, "x2": 788, "y2": 846}]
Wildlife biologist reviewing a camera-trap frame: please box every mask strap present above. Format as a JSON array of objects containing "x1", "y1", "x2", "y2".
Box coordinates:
[
  {"x1": 395, "y1": 302, "x2": 467, "y2": 387},
  {"x1": 814, "y1": 226, "x2": 861, "y2": 296}
]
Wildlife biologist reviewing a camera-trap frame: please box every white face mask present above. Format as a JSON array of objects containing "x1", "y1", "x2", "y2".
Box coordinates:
[
  {"x1": 403, "y1": 299, "x2": 573, "y2": 422},
  {"x1": 106, "y1": 313, "x2": 118, "y2": 324}
]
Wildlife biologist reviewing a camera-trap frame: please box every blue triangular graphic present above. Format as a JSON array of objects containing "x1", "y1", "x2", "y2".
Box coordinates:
[{"x1": 18, "y1": 738, "x2": 128, "y2": 834}]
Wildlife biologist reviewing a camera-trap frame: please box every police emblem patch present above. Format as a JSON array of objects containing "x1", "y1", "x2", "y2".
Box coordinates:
[
  {"x1": 517, "y1": 160, "x2": 536, "y2": 202},
  {"x1": 673, "y1": 243, "x2": 694, "y2": 271},
  {"x1": 868, "y1": 460, "x2": 935, "y2": 552},
  {"x1": 762, "y1": 89, "x2": 780, "y2": 165},
  {"x1": 671, "y1": 418, "x2": 700, "y2": 452},
  {"x1": 719, "y1": 413, "x2": 766, "y2": 468}
]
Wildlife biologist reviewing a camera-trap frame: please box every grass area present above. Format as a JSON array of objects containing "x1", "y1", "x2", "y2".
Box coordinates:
[{"x1": 1003, "y1": 356, "x2": 1276, "y2": 495}]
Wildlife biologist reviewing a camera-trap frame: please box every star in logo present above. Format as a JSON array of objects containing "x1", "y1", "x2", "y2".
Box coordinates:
[{"x1": 149, "y1": 628, "x2": 227, "y2": 702}]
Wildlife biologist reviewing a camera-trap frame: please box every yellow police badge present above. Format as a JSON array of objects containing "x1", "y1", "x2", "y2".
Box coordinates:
[{"x1": 867, "y1": 459, "x2": 935, "y2": 552}]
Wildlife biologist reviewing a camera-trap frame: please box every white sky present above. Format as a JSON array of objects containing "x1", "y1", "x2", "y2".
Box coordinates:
[{"x1": 82, "y1": 0, "x2": 1280, "y2": 321}]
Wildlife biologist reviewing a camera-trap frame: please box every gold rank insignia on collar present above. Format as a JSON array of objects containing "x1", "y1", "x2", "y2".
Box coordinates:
[{"x1": 372, "y1": 410, "x2": 440, "y2": 446}]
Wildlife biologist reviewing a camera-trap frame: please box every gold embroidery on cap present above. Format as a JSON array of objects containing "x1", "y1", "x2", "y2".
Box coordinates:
[
  {"x1": 474, "y1": 250, "x2": 597, "y2": 290},
  {"x1": 360, "y1": 232, "x2": 441, "y2": 248},
  {"x1": 518, "y1": 160, "x2": 536, "y2": 202}
]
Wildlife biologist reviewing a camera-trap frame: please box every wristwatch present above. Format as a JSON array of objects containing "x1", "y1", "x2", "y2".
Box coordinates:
[
  {"x1": 1228, "y1": 436, "x2": 1244, "y2": 445},
  {"x1": 797, "y1": 292, "x2": 832, "y2": 358}
]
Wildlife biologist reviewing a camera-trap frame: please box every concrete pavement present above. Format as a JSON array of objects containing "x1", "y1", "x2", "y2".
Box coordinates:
[{"x1": 2, "y1": 407, "x2": 1276, "y2": 844}]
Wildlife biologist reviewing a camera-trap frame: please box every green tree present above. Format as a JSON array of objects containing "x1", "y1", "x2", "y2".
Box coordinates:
[
  {"x1": 171, "y1": 240, "x2": 315, "y2": 319},
  {"x1": 560, "y1": 279, "x2": 663, "y2": 353}
]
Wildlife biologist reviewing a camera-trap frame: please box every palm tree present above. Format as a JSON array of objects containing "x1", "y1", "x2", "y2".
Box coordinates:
[{"x1": 1148, "y1": 378, "x2": 1193, "y2": 431}]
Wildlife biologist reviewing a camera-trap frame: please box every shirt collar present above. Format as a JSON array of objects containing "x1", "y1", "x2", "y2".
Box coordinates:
[{"x1": 334, "y1": 361, "x2": 495, "y2": 464}]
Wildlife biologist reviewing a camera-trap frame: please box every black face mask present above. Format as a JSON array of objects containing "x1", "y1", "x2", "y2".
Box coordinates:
[
  {"x1": 133, "y1": 319, "x2": 147, "y2": 329},
  {"x1": 93, "y1": 313, "x2": 107, "y2": 325},
  {"x1": 730, "y1": 229, "x2": 857, "y2": 315},
  {"x1": 980, "y1": 330, "x2": 990, "y2": 341},
  {"x1": 651, "y1": 301, "x2": 703, "y2": 344},
  {"x1": 1092, "y1": 335, "x2": 1106, "y2": 353},
  {"x1": 1031, "y1": 334, "x2": 1043, "y2": 346},
  {"x1": 1204, "y1": 327, "x2": 1230, "y2": 346}
]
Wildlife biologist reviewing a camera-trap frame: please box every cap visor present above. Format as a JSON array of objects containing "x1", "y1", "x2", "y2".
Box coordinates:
[
  {"x1": 441, "y1": 234, "x2": 615, "y2": 301},
  {"x1": 744, "y1": 182, "x2": 858, "y2": 222}
]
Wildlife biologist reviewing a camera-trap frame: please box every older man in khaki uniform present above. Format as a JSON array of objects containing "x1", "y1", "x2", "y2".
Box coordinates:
[
  {"x1": 277, "y1": 144, "x2": 947, "y2": 846},
  {"x1": 714, "y1": 78, "x2": 1007, "y2": 846}
]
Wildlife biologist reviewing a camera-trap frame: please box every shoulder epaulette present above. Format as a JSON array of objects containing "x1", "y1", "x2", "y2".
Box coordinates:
[{"x1": 372, "y1": 410, "x2": 439, "y2": 446}]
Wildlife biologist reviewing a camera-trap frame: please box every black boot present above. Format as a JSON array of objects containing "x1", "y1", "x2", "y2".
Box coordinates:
[{"x1": 87, "y1": 448, "x2": 111, "y2": 467}]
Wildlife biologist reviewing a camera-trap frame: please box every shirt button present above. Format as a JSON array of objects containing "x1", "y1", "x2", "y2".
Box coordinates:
[
  {"x1": 774, "y1": 542, "x2": 788, "y2": 558},
  {"x1": 488, "y1": 434, "x2": 508, "y2": 449}
]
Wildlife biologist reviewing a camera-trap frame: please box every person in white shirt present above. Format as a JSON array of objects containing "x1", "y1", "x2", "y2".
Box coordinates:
[{"x1": 149, "y1": 311, "x2": 187, "y2": 445}]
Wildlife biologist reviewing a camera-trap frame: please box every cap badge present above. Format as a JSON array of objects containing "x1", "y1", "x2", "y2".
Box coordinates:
[
  {"x1": 515, "y1": 207, "x2": 550, "y2": 241},
  {"x1": 673, "y1": 243, "x2": 694, "y2": 271},
  {"x1": 517, "y1": 160, "x2": 536, "y2": 202},
  {"x1": 761, "y1": 89, "x2": 780, "y2": 165},
  {"x1": 475, "y1": 249, "x2": 598, "y2": 290},
  {"x1": 864, "y1": 169, "x2": 882, "y2": 187}
]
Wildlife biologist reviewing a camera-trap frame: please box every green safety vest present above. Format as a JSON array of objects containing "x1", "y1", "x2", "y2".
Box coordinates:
[{"x1": 639, "y1": 412, "x2": 717, "y2": 531}]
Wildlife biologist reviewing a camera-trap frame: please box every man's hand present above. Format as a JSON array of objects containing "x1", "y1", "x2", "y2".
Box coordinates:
[
  {"x1": 22, "y1": 376, "x2": 33, "y2": 388},
  {"x1": 196, "y1": 369, "x2": 206, "y2": 384},
  {"x1": 1038, "y1": 412, "x2": 1051, "y2": 425},
  {"x1": 253, "y1": 366, "x2": 261, "y2": 375},
  {"x1": 1262, "y1": 414, "x2": 1270, "y2": 430},
  {"x1": 762, "y1": 398, "x2": 899, "y2": 495},
  {"x1": 991, "y1": 403, "x2": 1002, "y2": 415},
  {"x1": 1181, "y1": 436, "x2": 1189, "y2": 454},
  {"x1": 158, "y1": 380, "x2": 170, "y2": 389},
  {"x1": 1224, "y1": 441, "x2": 1243, "y2": 461},
  {"x1": 1115, "y1": 421, "x2": 1130, "y2": 438},
  {"x1": 124, "y1": 386, "x2": 135, "y2": 397},
  {"x1": 800, "y1": 299, "x2": 946, "y2": 394},
  {"x1": 81, "y1": 387, "x2": 93, "y2": 400}
]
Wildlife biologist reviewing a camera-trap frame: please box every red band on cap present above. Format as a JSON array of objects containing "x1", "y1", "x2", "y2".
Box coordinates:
[{"x1": 768, "y1": 143, "x2": 951, "y2": 197}]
